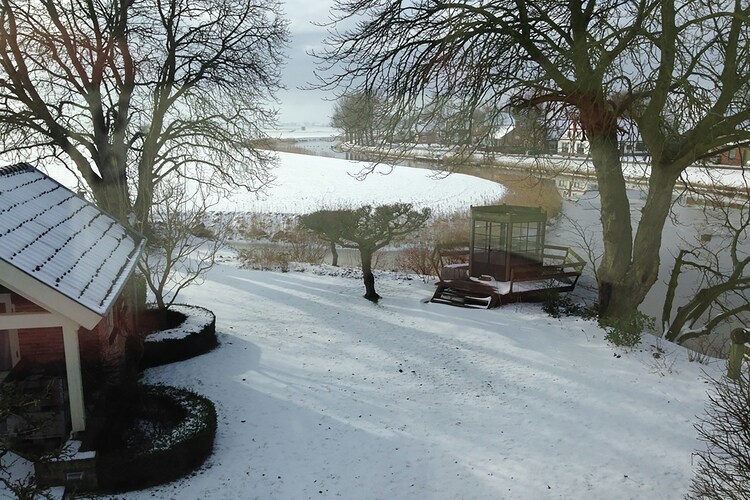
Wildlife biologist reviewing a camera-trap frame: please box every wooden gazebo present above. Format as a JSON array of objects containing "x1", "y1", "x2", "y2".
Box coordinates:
[{"x1": 431, "y1": 204, "x2": 585, "y2": 308}]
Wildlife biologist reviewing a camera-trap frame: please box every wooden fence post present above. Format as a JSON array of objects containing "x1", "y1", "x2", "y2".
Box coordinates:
[{"x1": 728, "y1": 328, "x2": 750, "y2": 380}]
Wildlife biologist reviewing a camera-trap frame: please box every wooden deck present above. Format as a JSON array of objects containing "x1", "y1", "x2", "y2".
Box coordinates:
[{"x1": 431, "y1": 245, "x2": 586, "y2": 308}]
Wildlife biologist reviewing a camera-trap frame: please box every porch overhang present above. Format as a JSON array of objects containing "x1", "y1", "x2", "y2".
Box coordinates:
[{"x1": 0, "y1": 259, "x2": 101, "y2": 330}]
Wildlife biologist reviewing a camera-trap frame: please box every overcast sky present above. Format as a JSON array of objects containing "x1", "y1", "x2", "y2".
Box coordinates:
[{"x1": 276, "y1": 0, "x2": 337, "y2": 125}]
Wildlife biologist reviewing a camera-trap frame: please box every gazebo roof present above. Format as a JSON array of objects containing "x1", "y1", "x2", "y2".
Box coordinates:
[
  {"x1": 0, "y1": 163, "x2": 144, "y2": 323},
  {"x1": 470, "y1": 205, "x2": 547, "y2": 224}
]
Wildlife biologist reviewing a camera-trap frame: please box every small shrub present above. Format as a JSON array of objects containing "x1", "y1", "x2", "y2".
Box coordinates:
[
  {"x1": 601, "y1": 310, "x2": 655, "y2": 348},
  {"x1": 237, "y1": 213, "x2": 271, "y2": 240},
  {"x1": 542, "y1": 293, "x2": 583, "y2": 318},
  {"x1": 685, "y1": 334, "x2": 726, "y2": 363},
  {"x1": 189, "y1": 221, "x2": 214, "y2": 239},
  {"x1": 276, "y1": 229, "x2": 327, "y2": 264},
  {"x1": 419, "y1": 209, "x2": 471, "y2": 245},
  {"x1": 238, "y1": 247, "x2": 290, "y2": 272},
  {"x1": 396, "y1": 243, "x2": 439, "y2": 277},
  {"x1": 688, "y1": 372, "x2": 750, "y2": 499},
  {"x1": 687, "y1": 345, "x2": 711, "y2": 365}
]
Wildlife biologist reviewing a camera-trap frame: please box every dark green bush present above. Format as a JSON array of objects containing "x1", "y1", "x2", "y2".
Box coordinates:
[
  {"x1": 96, "y1": 384, "x2": 217, "y2": 492},
  {"x1": 140, "y1": 305, "x2": 217, "y2": 369},
  {"x1": 601, "y1": 310, "x2": 655, "y2": 348},
  {"x1": 542, "y1": 294, "x2": 583, "y2": 318}
]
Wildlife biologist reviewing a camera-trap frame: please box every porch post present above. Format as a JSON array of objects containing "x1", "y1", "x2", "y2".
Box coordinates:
[{"x1": 61, "y1": 319, "x2": 86, "y2": 433}]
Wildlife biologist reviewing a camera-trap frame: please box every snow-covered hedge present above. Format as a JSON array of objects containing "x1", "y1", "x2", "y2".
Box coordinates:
[
  {"x1": 97, "y1": 384, "x2": 217, "y2": 492},
  {"x1": 141, "y1": 304, "x2": 217, "y2": 368}
]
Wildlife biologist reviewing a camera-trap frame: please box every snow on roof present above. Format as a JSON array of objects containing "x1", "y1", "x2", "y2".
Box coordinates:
[
  {"x1": 0, "y1": 163, "x2": 144, "y2": 316},
  {"x1": 491, "y1": 124, "x2": 514, "y2": 140}
]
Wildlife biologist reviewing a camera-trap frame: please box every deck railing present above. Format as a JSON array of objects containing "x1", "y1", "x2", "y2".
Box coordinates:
[{"x1": 509, "y1": 245, "x2": 586, "y2": 293}]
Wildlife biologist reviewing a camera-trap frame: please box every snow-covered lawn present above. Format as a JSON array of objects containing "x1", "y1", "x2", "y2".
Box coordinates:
[{"x1": 125, "y1": 260, "x2": 718, "y2": 499}]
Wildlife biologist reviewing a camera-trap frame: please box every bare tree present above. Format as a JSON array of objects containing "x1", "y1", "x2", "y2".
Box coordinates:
[
  {"x1": 0, "y1": 0, "x2": 287, "y2": 224},
  {"x1": 314, "y1": 0, "x2": 750, "y2": 319},
  {"x1": 662, "y1": 192, "x2": 750, "y2": 343},
  {"x1": 688, "y1": 371, "x2": 750, "y2": 500},
  {"x1": 300, "y1": 204, "x2": 431, "y2": 302},
  {"x1": 138, "y1": 177, "x2": 232, "y2": 310},
  {"x1": 331, "y1": 91, "x2": 384, "y2": 145}
]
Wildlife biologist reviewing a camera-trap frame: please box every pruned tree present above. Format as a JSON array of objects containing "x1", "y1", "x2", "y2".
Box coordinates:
[
  {"x1": 296, "y1": 209, "x2": 349, "y2": 266},
  {"x1": 137, "y1": 177, "x2": 232, "y2": 310},
  {"x1": 0, "y1": 0, "x2": 287, "y2": 225},
  {"x1": 300, "y1": 204, "x2": 431, "y2": 302},
  {"x1": 314, "y1": 0, "x2": 750, "y2": 320}
]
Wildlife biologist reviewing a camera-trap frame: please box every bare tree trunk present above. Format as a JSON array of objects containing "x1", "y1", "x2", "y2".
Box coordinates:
[
  {"x1": 360, "y1": 249, "x2": 380, "y2": 302},
  {"x1": 592, "y1": 140, "x2": 680, "y2": 318},
  {"x1": 625, "y1": 165, "x2": 680, "y2": 307},
  {"x1": 330, "y1": 241, "x2": 339, "y2": 267},
  {"x1": 91, "y1": 159, "x2": 132, "y2": 223},
  {"x1": 587, "y1": 129, "x2": 633, "y2": 317}
]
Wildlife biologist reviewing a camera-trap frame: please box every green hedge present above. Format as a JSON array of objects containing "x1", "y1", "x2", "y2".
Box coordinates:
[
  {"x1": 96, "y1": 384, "x2": 217, "y2": 492},
  {"x1": 140, "y1": 304, "x2": 217, "y2": 369}
]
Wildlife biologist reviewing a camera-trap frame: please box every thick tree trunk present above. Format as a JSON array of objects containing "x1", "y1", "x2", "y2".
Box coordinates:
[
  {"x1": 624, "y1": 165, "x2": 679, "y2": 309},
  {"x1": 587, "y1": 130, "x2": 633, "y2": 316},
  {"x1": 360, "y1": 249, "x2": 380, "y2": 302},
  {"x1": 330, "y1": 241, "x2": 339, "y2": 267},
  {"x1": 90, "y1": 160, "x2": 132, "y2": 224}
]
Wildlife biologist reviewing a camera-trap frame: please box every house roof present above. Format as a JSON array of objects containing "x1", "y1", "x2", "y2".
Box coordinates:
[{"x1": 0, "y1": 163, "x2": 144, "y2": 320}]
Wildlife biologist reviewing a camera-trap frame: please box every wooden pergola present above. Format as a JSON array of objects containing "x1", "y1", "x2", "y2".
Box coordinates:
[
  {"x1": 432, "y1": 204, "x2": 586, "y2": 308},
  {"x1": 469, "y1": 205, "x2": 548, "y2": 281}
]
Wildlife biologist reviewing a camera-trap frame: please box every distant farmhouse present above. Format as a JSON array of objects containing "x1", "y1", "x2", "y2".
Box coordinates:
[
  {"x1": 713, "y1": 144, "x2": 750, "y2": 166},
  {"x1": 491, "y1": 119, "x2": 750, "y2": 166},
  {"x1": 0, "y1": 163, "x2": 144, "y2": 439},
  {"x1": 553, "y1": 120, "x2": 590, "y2": 156}
]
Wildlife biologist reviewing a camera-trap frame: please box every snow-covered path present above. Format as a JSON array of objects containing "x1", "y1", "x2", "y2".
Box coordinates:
[{"x1": 127, "y1": 262, "x2": 717, "y2": 499}]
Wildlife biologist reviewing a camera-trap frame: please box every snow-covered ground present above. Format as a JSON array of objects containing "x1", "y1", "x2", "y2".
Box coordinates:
[
  {"x1": 215, "y1": 152, "x2": 507, "y2": 215},
  {"x1": 121, "y1": 259, "x2": 719, "y2": 499},
  {"x1": 342, "y1": 142, "x2": 750, "y2": 191},
  {"x1": 2, "y1": 137, "x2": 728, "y2": 499}
]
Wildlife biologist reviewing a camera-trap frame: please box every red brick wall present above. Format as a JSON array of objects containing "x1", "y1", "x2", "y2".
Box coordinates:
[
  {"x1": 9, "y1": 292, "x2": 130, "y2": 370},
  {"x1": 17, "y1": 326, "x2": 64, "y2": 365},
  {"x1": 717, "y1": 147, "x2": 747, "y2": 166},
  {"x1": 11, "y1": 293, "x2": 45, "y2": 313}
]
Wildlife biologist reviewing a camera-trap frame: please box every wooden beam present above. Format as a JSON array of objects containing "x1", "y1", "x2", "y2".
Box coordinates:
[
  {"x1": 0, "y1": 311, "x2": 88, "y2": 434},
  {"x1": 0, "y1": 311, "x2": 63, "y2": 330}
]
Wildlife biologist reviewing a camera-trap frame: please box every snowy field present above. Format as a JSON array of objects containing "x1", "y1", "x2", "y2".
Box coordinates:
[
  {"x1": 124, "y1": 260, "x2": 719, "y2": 499},
  {"x1": 41, "y1": 150, "x2": 508, "y2": 217},
  {"x1": 215, "y1": 151, "x2": 508, "y2": 215}
]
